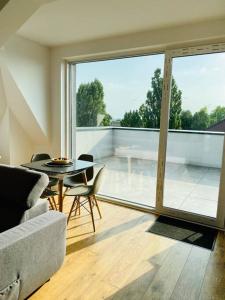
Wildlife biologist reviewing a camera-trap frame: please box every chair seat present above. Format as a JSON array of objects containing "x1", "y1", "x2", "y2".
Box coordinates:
[
  {"x1": 41, "y1": 189, "x2": 58, "y2": 199},
  {"x1": 64, "y1": 185, "x2": 93, "y2": 197},
  {"x1": 63, "y1": 176, "x2": 81, "y2": 188},
  {"x1": 66, "y1": 167, "x2": 104, "y2": 231},
  {"x1": 49, "y1": 177, "x2": 59, "y2": 187}
]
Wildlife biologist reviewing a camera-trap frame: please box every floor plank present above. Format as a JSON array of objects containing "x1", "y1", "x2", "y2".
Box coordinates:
[
  {"x1": 142, "y1": 242, "x2": 192, "y2": 300},
  {"x1": 170, "y1": 246, "x2": 211, "y2": 300},
  {"x1": 199, "y1": 231, "x2": 225, "y2": 300},
  {"x1": 29, "y1": 201, "x2": 225, "y2": 300}
]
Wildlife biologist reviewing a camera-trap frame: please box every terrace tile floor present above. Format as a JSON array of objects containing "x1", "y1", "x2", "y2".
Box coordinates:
[{"x1": 96, "y1": 156, "x2": 220, "y2": 218}]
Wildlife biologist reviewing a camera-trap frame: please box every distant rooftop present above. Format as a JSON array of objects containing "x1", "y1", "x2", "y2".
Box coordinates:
[{"x1": 207, "y1": 119, "x2": 225, "y2": 132}]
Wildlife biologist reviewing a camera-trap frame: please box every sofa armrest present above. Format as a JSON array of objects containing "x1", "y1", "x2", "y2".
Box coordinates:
[
  {"x1": 20, "y1": 198, "x2": 49, "y2": 223},
  {"x1": 0, "y1": 211, "x2": 67, "y2": 300}
]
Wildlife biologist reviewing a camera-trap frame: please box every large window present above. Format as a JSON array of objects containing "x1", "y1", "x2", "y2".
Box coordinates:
[
  {"x1": 70, "y1": 44, "x2": 225, "y2": 227},
  {"x1": 74, "y1": 54, "x2": 164, "y2": 207},
  {"x1": 163, "y1": 52, "x2": 225, "y2": 218}
]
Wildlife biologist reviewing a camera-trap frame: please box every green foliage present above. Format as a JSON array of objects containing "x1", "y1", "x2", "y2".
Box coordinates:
[
  {"x1": 121, "y1": 68, "x2": 182, "y2": 129},
  {"x1": 192, "y1": 107, "x2": 210, "y2": 130},
  {"x1": 180, "y1": 106, "x2": 225, "y2": 131},
  {"x1": 210, "y1": 106, "x2": 225, "y2": 126},
  {"x1": 169, "y1": 78, "x2": 182, "y2": 129},
  {"x1": 101, "y1": 113, "x2": 112, "y2": 126},
  {"x1": 181, "y1": 106, "x2": 225, "y2": 131},
  {"x1": 76, "y1": 74, "x2": 225, "y2": 132},
  {"x1": 120, "y1": 68, "x2": 225, "y2": 131},
  {"x1": 139, "y1": 68, "x2": 162, "y2": 128},
  {"x1": 120, "y1": 110, "x2": 143, "y2": 128},
  {"x1": 76, "y1": 79, "x2": 111, "y2": 127},
  {"x1": 181, "y1": 110, "x2": 193, "y2": 130}
]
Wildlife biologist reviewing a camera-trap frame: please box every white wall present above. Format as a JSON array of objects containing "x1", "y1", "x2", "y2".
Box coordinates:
[
  {"x1": 3, "y1": 35, "x2": 50, "y2": 136},
  {"x1": 0, "y1": 108, "x2": 10, "y2": 164},
  {"x1": 9, "y1": 110, "x2": 34, "y2": 165},
  {"x1": 0, "y1": 0, "x2": 54, "y2": 48},
  {"x1": 0, "y1": 35, "x2": 51, "y2": 165},
  {"x1": 50, "y1": 18, "x2": 225, "y2": 157}
]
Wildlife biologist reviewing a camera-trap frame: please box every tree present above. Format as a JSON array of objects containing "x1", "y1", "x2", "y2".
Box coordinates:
[
  {"x1": 140, "y1": 68, "x2": 163, "y2": 128},
  {"x1": 139, "y1": 68, "x2": 182, "y2": 129},
  {"x1": 76, "y1": 79, "x2": 111, "y2": 126},
  {"x1": 169, "y1": 77, "x2": 182, "y2": 129},
  {"x1": 181, "y1": 110, "x2": 193, "y2": 130},
  {"x1": 210, "y1": 106, "x2": 225, "y2": 126},
  {"x1": 101, "y1": 113, "x2": 112, "y2": 126},
  {"x1": 192, "y1": 107, "x2": 210, "y2": 130},
  {"x1": 120, "y1": 110, "x2": 143, "y2": 127}
]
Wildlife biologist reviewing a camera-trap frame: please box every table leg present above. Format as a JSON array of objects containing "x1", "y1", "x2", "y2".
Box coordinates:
[{"x1": 58, "y1": 179, "x2": 64, "y2": 212}]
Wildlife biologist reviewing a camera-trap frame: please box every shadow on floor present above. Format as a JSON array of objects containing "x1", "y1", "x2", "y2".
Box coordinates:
[
  {"x1": 66, "y1": 214, "x2": 151, "y2": 255},
  {"x1": 105, "y1": 245, "x2": 172, "y2": 300},
  {"x1": 106, "y1": 267, "x2": 158, "y2": 300}
]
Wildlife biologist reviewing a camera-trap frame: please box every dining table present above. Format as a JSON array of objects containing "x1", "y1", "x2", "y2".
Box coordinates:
[{"x1": 22, "y1": 159, "x2": 96, "y2": 212}]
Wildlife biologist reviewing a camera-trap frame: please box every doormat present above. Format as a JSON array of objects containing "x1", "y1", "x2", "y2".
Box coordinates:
[{"x1": 147, "y1": 215, "x2": 218, "y2": 250}]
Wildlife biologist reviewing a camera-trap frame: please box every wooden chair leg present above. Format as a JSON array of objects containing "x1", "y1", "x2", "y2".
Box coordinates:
[
  {"x1": 73, "y1": 200, "x2": 78, "y2": 216},
  {"x1": 93, "y1": 195, "x2": 102, "y2": 219},
  {"x1": 88, "y1": 196, "x2": 95, "y2": 232},
  {"x1": 48, "y1": 197, "x2": 54, "y2": 210},
  {"x1": 51, "y1": 196, "x2": 58, "y2": 210},
  {"x1": 75, "y1": 197, "x2": 80, "y2": 216},
  {"x1": 67, "y1": 197, "x2": 77, "y2": 224},
  {"x1": 63, "y1": 187, "x2": 69, "y2": 200},
  {"x1": 78, "y1": 197, "x2": 81, "y2": 215}
]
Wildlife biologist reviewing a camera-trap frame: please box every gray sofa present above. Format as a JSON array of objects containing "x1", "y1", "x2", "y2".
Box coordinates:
[{"x1": 0, "y1": 164, "x2": 67, "y2": 300}]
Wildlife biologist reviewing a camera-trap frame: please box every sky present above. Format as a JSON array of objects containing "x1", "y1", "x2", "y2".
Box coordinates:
[{"x1": 76, "y1": 52, "x2": 225, "y2": 120}]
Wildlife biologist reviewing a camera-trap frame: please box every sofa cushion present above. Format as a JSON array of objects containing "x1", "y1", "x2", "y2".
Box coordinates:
[
  {"x1": 0, "y1": 207, "x2": 24, "y2": 234},
  {"x1": 0, "y1": 165, "x2": 49, "y2": 209},
  {"x1": 0, "y1": 279, "x2": 20, "y2": 300},
  {"x1": 0, "y1": 164, "x2": 49, "y2": 233}
]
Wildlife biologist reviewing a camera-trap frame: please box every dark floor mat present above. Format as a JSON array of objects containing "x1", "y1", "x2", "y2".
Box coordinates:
[{"x1": 147, "y1": 215, "x2": 218, "y2": 250}]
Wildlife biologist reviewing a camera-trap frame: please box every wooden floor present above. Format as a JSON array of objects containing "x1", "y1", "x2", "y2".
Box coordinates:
[{"x1": 29, "y1": 200, "x2": 225, "y2": 300}]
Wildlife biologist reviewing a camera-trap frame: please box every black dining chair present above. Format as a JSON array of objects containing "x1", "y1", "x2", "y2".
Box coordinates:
[
  {"x1": 41, "y1": 188, "x2": 58, "y2": 210},
  {"x1": 63, "y1": 154, "x2": 94, "y2": 215},
  {"x1": 31, "y1": 153, "x2": 59, "y2": 210},
  {"x1": 31, "y1": 153, "x2": 59, "y2": 187},
  {"x1": 65, "y1": 167, "x2": 104, "y2": 232},
  {"x1": 63, "y1": 154, "x2": 94, "y2": 191}
]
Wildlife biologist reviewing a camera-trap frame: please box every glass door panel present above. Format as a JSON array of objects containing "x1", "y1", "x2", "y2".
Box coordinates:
[
  {"x1": 74, "y1": 54, "x2": 164, "y2": 207},
  {"x1": 163, "y1": 52, "x2": 225, "y2": 219}
]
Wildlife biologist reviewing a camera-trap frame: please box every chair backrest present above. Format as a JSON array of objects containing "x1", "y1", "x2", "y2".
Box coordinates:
[
  {"x1": 92, "y1": 166, "x2": 105, "y2": 195},
  {"x1": 74, "y1": 154, "x2": 94, "y2": 183},
  {"x1": 0, "y1": 164, "x2": 49, "y2": 232},
  {"x1": 31, "y1": 153, "x2": 51, "y2": 162}
]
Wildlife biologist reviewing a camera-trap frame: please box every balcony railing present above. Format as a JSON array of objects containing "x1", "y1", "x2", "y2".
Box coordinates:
[
  {"x1": 76, "y1": 126, "x2": 224, "y2": 168},
  {"x1": 75, "y1": 126, "x2": 223, "y2": 217}
]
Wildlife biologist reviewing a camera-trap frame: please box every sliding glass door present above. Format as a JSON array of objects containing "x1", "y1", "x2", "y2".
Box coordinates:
[
  {"x1": 69, "y1": 43, "x2": 225, "y2": 227},
  {"x1": 157, "y1": 46, "x2": 225, "y2": 227},
  {"x1": 72, "y1": 54, "x2": 164, "y2": 208}
]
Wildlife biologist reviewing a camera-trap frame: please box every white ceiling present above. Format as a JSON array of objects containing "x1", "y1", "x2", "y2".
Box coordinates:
[{"x1": 18, "y1": 0, "x2": 225, "y2": 47}]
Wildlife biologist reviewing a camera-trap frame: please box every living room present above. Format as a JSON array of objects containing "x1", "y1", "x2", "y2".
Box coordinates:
[{"x1": 1, "y1": 1, "x2": 225, "y2": 299}]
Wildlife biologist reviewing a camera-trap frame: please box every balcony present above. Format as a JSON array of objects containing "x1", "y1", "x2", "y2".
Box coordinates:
[{"x1": 76, "y1": 127, "x2": 223, "y2": 218}]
